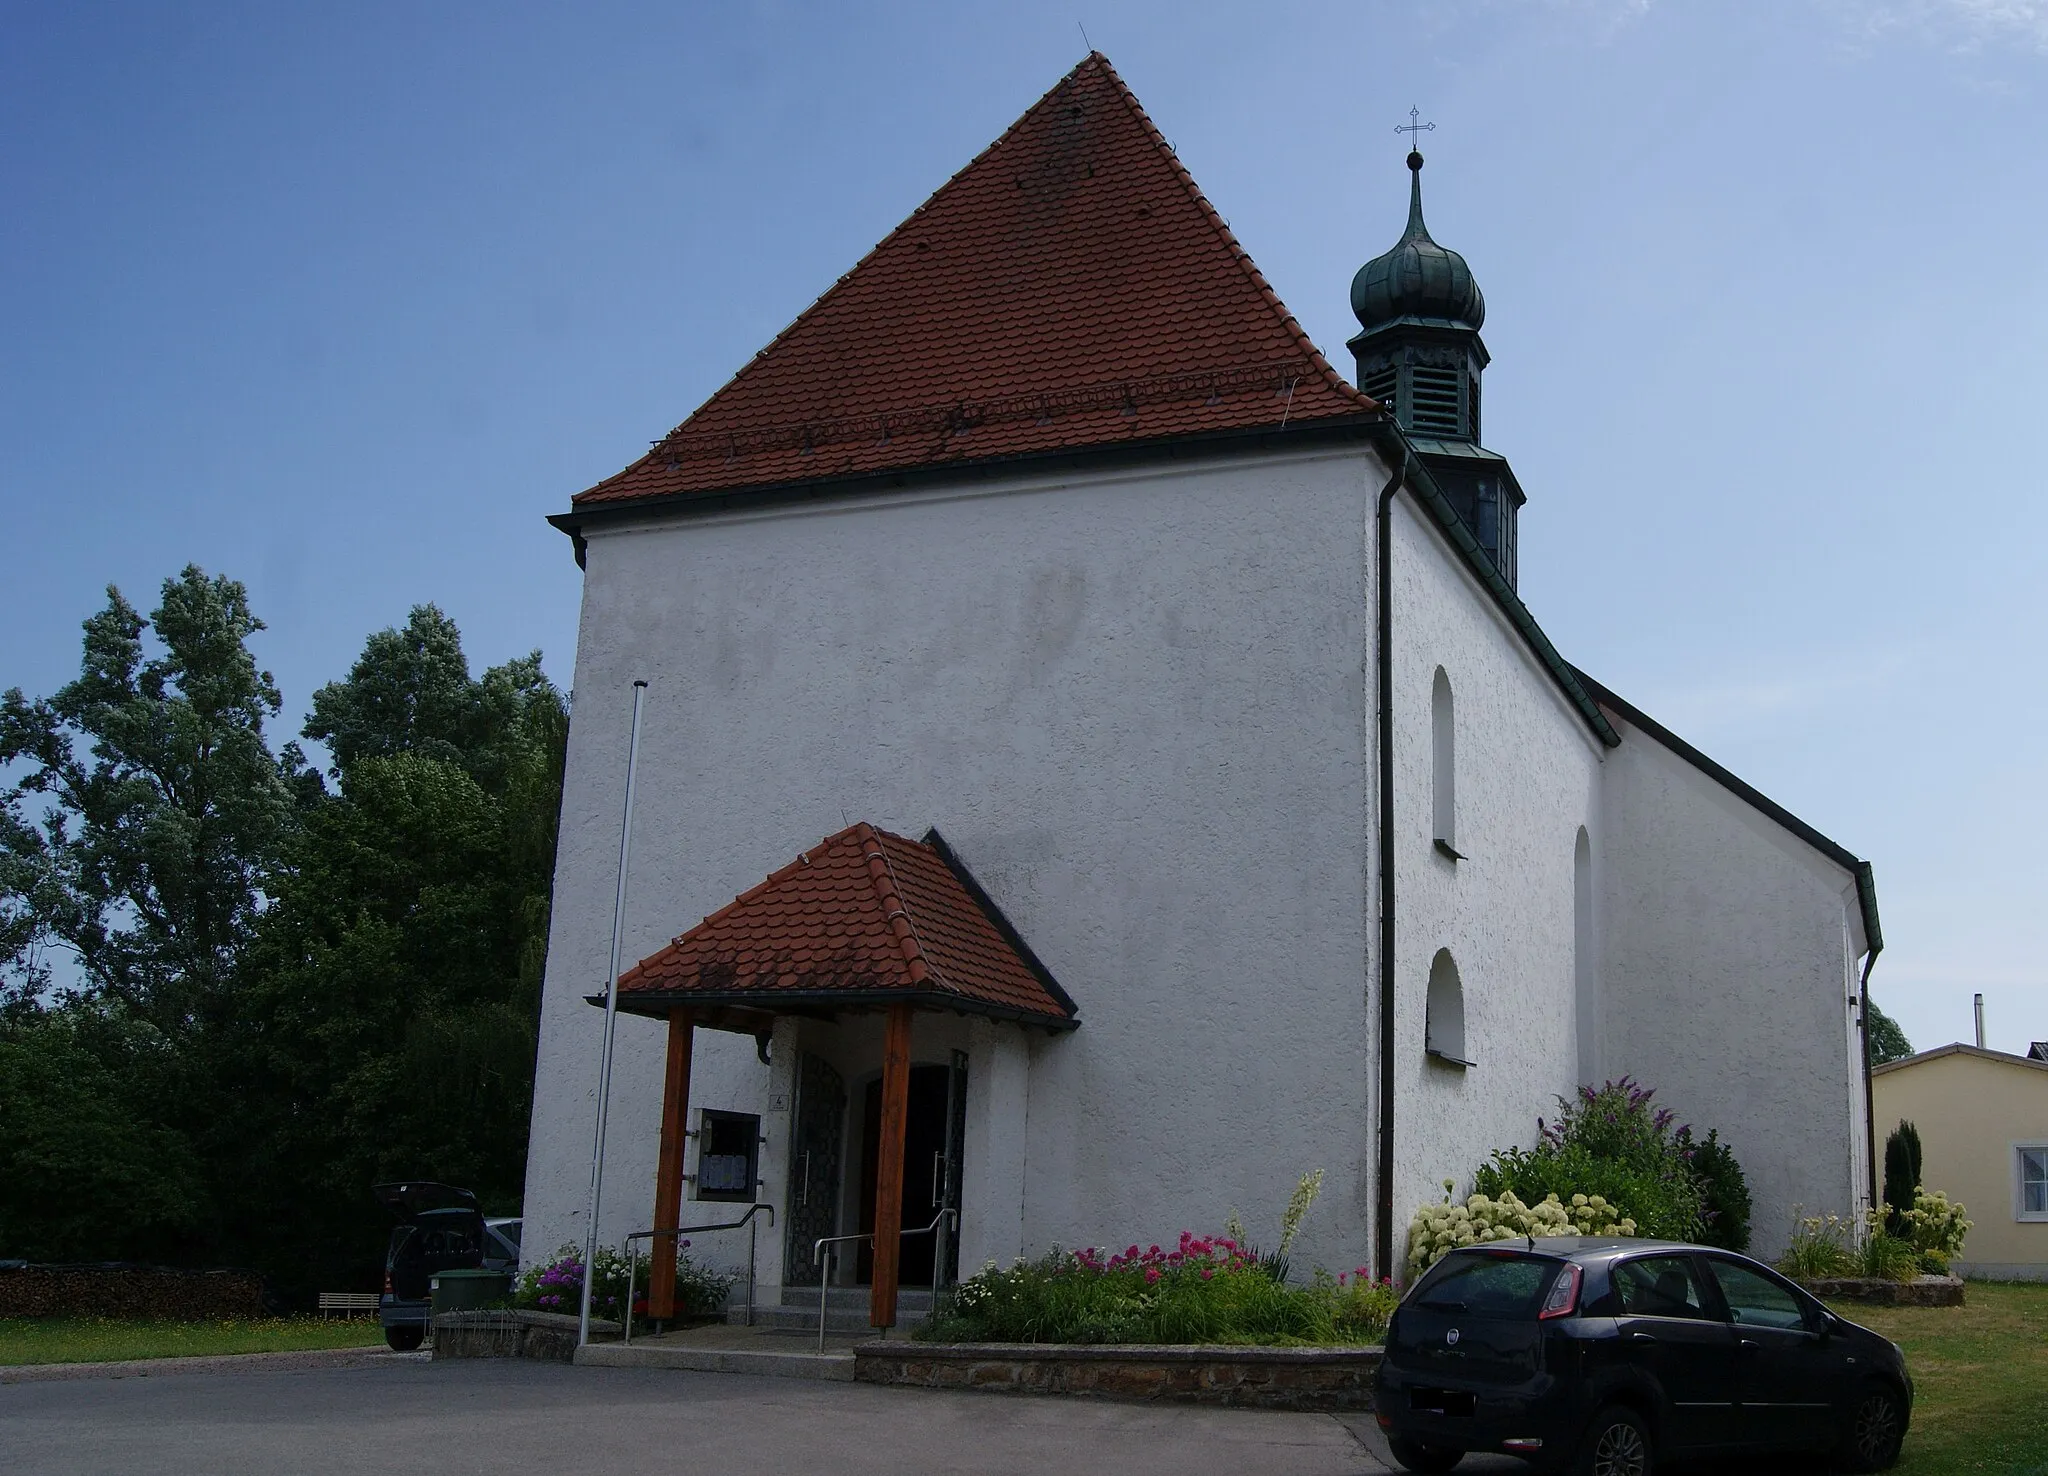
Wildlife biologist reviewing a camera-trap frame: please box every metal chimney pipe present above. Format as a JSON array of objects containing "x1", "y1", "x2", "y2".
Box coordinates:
[{"x1": 1974, "y1": 993, "x2": 1985, "y2": 1050}]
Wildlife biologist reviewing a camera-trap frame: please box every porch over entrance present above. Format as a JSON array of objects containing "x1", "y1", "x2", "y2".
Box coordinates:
[{"x1": 601, "y1": 823, "x2": 1077, "y2": 1331}]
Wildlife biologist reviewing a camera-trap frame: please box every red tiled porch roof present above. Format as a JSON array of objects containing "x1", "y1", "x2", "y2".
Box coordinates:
[
  {"x1": 613, "y1": 824, "x2": 1077, "y2": 1029},
  {"x1": 572, "y1": 52, "x2": 1376, "y2": 510}
]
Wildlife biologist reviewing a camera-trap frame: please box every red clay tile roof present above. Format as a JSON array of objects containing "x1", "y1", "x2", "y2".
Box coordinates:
[
  {"x1": 615, "y1": 824, "x2": 1076, "y2": 1027},
  {"x1": 574, "y1": 52, "x2": 1376, "y2": 509}
]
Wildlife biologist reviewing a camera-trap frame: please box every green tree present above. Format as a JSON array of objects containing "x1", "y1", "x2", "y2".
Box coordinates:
[
  {"x1": 1883, "y1": 1120, "x2": 1924, "y2": 1235},
  {"x1": 2, "y1": 581, "x2": 565, "y2": 1300},
  {"x1": 1866, "y1": 998, "x2": 1914, "y2": 1066},
  {"x1": 0, "y1": 568, "x2": 298, "y2": 1032},
  {"x1": 225, "y1": 607, "x2": 567, "y2": 1296},
  {"x1": 0, "y1": 1007, "x2": 206, "y2": 1260}
]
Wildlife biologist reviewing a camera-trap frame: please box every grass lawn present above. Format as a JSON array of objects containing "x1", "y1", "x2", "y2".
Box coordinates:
[
  {"x1": 1827, "y1": 1280, "x2": 2048, "y2": 1476},
  {"x1": 0, "y1": 1316, "x2": 385, "y2": 1366}
]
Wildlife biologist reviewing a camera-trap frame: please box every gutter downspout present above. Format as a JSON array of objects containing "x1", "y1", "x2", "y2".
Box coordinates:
[
  {"x1": 1374, "y1": 444, "x2": 1412, "y2": 1281},
  {"x1": 1857, "y1": 862, "x2": 1884, "y2": 1211}
]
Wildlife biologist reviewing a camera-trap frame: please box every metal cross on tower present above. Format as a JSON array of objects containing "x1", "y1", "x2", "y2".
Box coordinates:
[{"x1": 1396, "y1": 107, "x2": 1435, "y2": 152}]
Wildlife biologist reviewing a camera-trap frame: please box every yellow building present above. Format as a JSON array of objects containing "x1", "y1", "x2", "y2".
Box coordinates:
[{"x1": 1871, "y1": 1043, "x2": 2048, "y2": 1280}]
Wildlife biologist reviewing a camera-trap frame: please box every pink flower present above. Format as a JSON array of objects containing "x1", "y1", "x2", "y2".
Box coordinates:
[
  {"x1": 1144, "y1": 1268, "x2": 1161, "y2": 1285},
  {"x1": 1201, "y1": 1268, "x2": 1213, "y2": 1281}
]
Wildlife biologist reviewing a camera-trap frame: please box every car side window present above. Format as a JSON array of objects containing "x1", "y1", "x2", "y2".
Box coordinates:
[
  {"x1": 1613, "y1": 1255, "x2": 1712, "y2": 1320},
  {"x1": 1706, "y1": 1259, "x2": 1809, "y2": 1330}
]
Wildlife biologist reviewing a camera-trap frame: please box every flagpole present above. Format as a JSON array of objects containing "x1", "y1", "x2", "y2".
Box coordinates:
[{"x1": 580, "y1": 678, "x2": 648, "y2": 1347}]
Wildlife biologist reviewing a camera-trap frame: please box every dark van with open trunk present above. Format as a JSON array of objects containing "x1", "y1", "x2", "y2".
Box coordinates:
[
  {"x1": 374, "y1": 1182, "x2": 520, "y2": 1351},
  {"x1": 1374, "y1": 1238, "x2": 1911, "y2": 1474}
]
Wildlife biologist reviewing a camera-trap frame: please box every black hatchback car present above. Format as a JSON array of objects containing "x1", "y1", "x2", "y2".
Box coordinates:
[{"x1": 1374, "y1": 1238, "x2": 1911, "y2": 1474}]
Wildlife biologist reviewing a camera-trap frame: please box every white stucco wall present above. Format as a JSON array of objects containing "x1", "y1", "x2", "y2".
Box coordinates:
[
  {"x1": 1383, "y1": 497, "x2": 1606, "y2": 1261},
  {"x1": 1597, "y1": 715, "x2": 1870, "y2": 1258},
  {"x1": 522, "y1": 445, "x2": 1390, "y2": 1286}
]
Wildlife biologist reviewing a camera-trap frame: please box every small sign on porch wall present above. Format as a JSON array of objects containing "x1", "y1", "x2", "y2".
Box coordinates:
[{"x1": 696, "y1": 1109, "x2": 762, "y2": 1201}]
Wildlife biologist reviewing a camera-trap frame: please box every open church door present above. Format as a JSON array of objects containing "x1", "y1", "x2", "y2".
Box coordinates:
[
  {"x1": 783, "y1": 1053, "x2": 845, "y2": 1286},
  {"x1": 856, "y1": 1055, "x2": 967, "y2": 1287},
  {"x1": 937, "y1": 1049, "x2": 967, "y2": 1287}
]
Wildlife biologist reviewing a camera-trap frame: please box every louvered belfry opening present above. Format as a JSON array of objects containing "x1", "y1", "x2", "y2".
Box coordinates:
[
  {"x1": 1357, "y1": 355, "x2": 1479, "y2": 442},
  {"x1": 1408, "y1": 365, "x2": 1467, "y2": 438}
]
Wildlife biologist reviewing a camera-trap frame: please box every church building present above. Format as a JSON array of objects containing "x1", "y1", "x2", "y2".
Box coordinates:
[{"x1": 522, "y1": 54, "x2": 1882, "y2": 1326}]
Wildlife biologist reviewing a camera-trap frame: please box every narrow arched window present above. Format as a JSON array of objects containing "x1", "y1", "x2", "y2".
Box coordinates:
[
  {"x1": 1431, "y1": 668, "x2": 1457, "y2": 856},
  {"x1": 1574, "y1": 828, "x2": 1596, "y2": 1085},
  {"x1": 1426, "y1": 948, "x2": 1469, "y2": 1066}
]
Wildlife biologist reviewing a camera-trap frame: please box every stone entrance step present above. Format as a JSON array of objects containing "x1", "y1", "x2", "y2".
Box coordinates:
[
  {"x1": 578, "y1": 1340, "x2": 854, "y2": 1381},
  {"x1": 734, "y1": 1287, "x2": 932, "y2": 1335}
]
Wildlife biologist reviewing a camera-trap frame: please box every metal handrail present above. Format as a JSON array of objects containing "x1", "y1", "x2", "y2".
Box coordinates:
[
  {"x1": 811, "y1": 1208, "x2": 956, "y2": 1354},
  {"x1": 620, "y1": 1203, "x2": 775, "y2": 1346}
]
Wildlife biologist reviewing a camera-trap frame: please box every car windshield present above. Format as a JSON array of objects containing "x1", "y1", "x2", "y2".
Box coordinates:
[{"x1": 1410, "y1": 1251, "x2": 1560, "y2": 1317}]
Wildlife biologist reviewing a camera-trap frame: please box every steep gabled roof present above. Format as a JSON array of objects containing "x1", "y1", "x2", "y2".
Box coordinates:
[
  {"x1": 613, "y1": 823, "x2": 1076, "y2": 1028},
  {"x1": 1872, "y1": 1042, "x2": 2048, "y2": 1077},
  {"x1": 572, "y1": 52, "x2": 1374, "y2": 510},
  {"x1": 1573, "y1": 668, "x2": 1881, "y2": 958}
]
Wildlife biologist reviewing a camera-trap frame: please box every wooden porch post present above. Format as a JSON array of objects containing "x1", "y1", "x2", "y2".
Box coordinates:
[
  {"x1": 869, "y1": 1002, "x2": 914, "y2": 1330},
  {"x1": 648, "y1": 1007, "x2": 695, "y2": 1321}
]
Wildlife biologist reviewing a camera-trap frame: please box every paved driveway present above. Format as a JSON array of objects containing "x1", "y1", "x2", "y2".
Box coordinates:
[{"x1": 0, "y1": 1355, "x2": 1517, "y2": 1476}]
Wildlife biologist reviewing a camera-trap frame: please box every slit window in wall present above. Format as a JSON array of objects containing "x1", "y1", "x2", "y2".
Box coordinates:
[
  {"x1": 1574, "y1": 827, "x2": 1596, "y2": 1086},
  {"x1": 695, "y1": 1109, "x2": 762, "y2": 1202},
  {"x1": 1432, "y1": 668, "x2": 1460, "y2": 859},
  {"x1": 1426, "y1": 948, "x2": 1471, "y2": 1066}
]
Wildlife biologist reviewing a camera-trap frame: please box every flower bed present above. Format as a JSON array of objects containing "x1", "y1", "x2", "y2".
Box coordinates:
[
  {"x1": 516, "y1": 1243, "x2": 730, "y2": 1333},
  {"x1": 918, "y1": 1231, "x2": 1398, "y2": 1347}
]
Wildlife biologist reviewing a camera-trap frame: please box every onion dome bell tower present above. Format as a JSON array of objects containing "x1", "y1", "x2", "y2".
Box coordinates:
[{"x1": 1350, "y1": 146, "x2": 1524, "y2": 586}]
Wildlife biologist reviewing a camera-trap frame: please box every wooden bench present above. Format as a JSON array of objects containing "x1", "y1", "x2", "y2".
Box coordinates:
[{"x1": 318, "y1": 1292, "x2": 381, "y2": 1319}]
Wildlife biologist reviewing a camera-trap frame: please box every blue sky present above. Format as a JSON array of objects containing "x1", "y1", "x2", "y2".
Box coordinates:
[{"x1": 4, "y1": 2, "x2": 2044, "y2": 1055}]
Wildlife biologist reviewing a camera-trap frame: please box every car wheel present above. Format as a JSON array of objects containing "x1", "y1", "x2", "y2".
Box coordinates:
[
  {"x1": 1571, "y1": 1405, "x2": 1653, "y2": 1476},
  {"x1": 1386, "y1": 1434, "x2": 1463, "y2": 1473},
  {"x1": 384, "y1": 1325, "x2": 425, "y2": 1352},
  {"x1": 1838, "y1": 1382, "x2": 1905, "y2": 1472}
]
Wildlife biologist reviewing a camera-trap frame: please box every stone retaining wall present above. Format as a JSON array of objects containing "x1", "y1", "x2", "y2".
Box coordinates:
[
  {"x1": 0, "y1": 1262, "x2": 268, "y2": 1320},
  {"x1": 1799, "y1": 1274, "x2": 1964, "y2": 1307},
  {"x1": 432, "y1": 1310, "x2": 618, "y2": 1362},
  {"x1": 853, "y1": 1342, "x2": 1383, "y2": 1411}
]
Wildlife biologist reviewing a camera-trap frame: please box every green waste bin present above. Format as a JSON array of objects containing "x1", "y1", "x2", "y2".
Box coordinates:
[{"x1": 430, "y1": 1267, "x2": 513, "y2": 1316}]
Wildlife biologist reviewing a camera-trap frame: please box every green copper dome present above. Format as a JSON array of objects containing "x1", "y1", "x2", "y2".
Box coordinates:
[{"x1": 1350, "y1": 154, "x2": 1485, "y2": 335}]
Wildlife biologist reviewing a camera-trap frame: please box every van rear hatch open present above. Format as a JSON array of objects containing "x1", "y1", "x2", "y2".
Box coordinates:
[{"x1": 374, "y1": 1182, "x2": 486, "y2": 1301}]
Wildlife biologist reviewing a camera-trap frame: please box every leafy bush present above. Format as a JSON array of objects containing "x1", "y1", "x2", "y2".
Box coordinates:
[
  {"x1": 516, "y1": 1243, "x2": 729, "y2": 1329},
  {"x1": 1683, "y1": 1129, "x2": 1752, "y2": 1251},
  {"x1": 1861, "y1": 1232, "x2": 1921, "y2": 1283},
  {"x1": 1779, "y1": 1206, "x2": 1944, "y2": 1285},
  {"x1": 1779, "y1": 1212, "x2": 1858, "y2": 1281},
  {"x1": 1900, "y1": 1187, "x2": 1970, "y2": 1260},
  {"x1": 919, "y1": 1231, "x2": 1398, "y2": 1346},
  {"x1": 1472, "y1": 1078, "x2": 1708, "y2": 1242},
  {"x1": 1406, "y1": 1186, "x2": 1634, "y2": 1280}
]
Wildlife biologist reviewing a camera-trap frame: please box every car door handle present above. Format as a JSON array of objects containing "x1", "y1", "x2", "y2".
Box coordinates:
[
  {"x1": 1737, "y1": 1339, "x2": 1761, "y2": 1353},
  {"x1": 1628, "y1": 1332, "x2": 1658, "y2": 1344}
]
